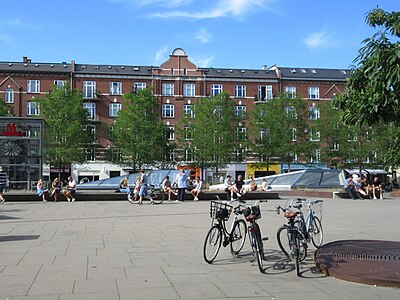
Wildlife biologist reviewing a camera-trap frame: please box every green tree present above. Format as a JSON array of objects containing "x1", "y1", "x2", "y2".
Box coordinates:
[
  {"x1": 0, "y1": 98, "x2": 14, "y2": 116},
  {"x1": 35, "y1": 83, "x2": 91, "y2": 179},
  {"x1": 335, "y1": 7, "x2": 400, "y2": 167},
  {"x1": 249, "y1": 95, "x2": 309, "y2": 172},
  {"x1": 177, "y1": 93, "x2": 237, "y2": 178},
  {"x1": 110, "y1": 88, "x2": 170, "y2": 170}
]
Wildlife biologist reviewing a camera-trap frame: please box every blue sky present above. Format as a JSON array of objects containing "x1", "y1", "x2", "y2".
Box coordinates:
[{"x1": 1, "y1": 0, "x2": 399, "y2": 69}]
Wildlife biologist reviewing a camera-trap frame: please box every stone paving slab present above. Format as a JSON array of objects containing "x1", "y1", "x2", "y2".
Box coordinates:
[{"x1": 0, "y1": 196, "x2": 399, "y2": 299}]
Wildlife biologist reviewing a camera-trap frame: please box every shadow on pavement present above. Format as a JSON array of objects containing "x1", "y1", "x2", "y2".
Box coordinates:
[{"x1": 0, "y1": 235, "x2": 40, "y2": 242}]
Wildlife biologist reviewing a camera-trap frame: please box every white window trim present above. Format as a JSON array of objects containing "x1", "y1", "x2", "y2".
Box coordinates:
[
  {"x1": 109, "y1": 103, "x2": 122, "y2": 117},
  {"x1": 162, "y1": 104, "x2": 174, "y2": 118}
]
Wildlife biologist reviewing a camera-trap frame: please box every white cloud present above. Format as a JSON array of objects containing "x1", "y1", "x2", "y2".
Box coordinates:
[
  {"x1": 149, "y1": 0, "x2": 272, "y2": 19},
  {"x1": 6, "y1": 17, "x2": 42, "y2": 30},
  {"x1": 108, "y1": 0, "x2": 192, "y2": 8},
  {"x1": 153, "y1": 46, "x2": 169, "y2": 64},
  {"x1": 303, "y1": 31, "x2": 332, "y2": 50},
  {"x1": 195, "y1": 28, "x2": 212, "y2": 43},
  {"x1": 192, "y1": 55, "x2": 215, "y2": 67}
]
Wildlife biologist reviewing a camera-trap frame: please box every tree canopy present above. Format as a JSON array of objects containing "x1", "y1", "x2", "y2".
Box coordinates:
[
  {"x1": 335, "y1": 7, "x2": 400, "y2": 167},
  {"x1": 109, "y1": 88, "x2": 170, "y2": 170},
  {"x1": 35, "y1": 84, "x2": 91, "y2": 178}
]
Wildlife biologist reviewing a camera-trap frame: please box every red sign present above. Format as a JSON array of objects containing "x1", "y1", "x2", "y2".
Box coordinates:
[{"x1": 2, "y1": 123, "x2": 23, "y2": 136}]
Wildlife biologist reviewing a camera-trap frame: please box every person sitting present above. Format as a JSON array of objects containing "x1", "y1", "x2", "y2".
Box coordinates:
[
  {"x1": 224, "y1": 175, "x2": 233, "y2": 200},
  {"x1": 249, "y1": 179, "x2": 257, "y2": 191},
  {"x1": 361, "y1": 175, "x2": 372, "y2": 199},
  {"x1": 37, "y1": 179, "x2": 48, "y2": 202},
  {"x1": 235, "y1": 175, "x2": 246, "y2": 196},
  {"x1": 119, "y1": 176, "x2": 132, "y2": 201},
  {"x1": 372, "y1": 176, "x2": 383, "y2": 199},
  {"x1": 354, "y1": 178, "x2": 366, "y2": 199},
  {"x1": 62, "y1": 176, "x2": 76, "y2": 202},
  {"x1": 191, "y1": 176, "x2": 202, "y2": 201},
  {"x1": 344, "y1": 176, "x2": 359, "y2": 199},
  {"x1": 162, "y1": 175, "x2": 177, "y2": 201},
  {"x1": 257, "y1": 179, "x2": 269, "y2": 191},
  {"x1": 50, "y1": 178, "x2": 62, "y2": 202}
]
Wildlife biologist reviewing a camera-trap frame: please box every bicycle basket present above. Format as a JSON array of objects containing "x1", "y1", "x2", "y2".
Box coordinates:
[
  {"x1": 210, "y1": 201, "x2": 233, "y2": 221},
  {"x1": 243, "y1": 205, "x2": 261, "y2": 221}
]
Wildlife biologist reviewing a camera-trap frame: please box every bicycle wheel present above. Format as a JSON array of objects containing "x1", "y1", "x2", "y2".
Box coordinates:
[
  {"x1": 203, "y1": 225, "x2": 222, "y2": 264},
  {"x1": 310, "y1": 216, "x2": 323, "y2": 248},
  {"x1": 230, "y1": 219, "x2": 247, "y2": 255},
  {"x1": 276, "y1": 226, "x2": 291, "y2": 259},
  {"x1": 149, "y1": 188, "x2": 165, "y2": 204},
  {"x1": 250, "y1": 229, "x2": 264, "y2": 273}
]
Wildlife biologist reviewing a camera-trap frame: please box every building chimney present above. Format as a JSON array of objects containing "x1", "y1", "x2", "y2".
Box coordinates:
[
  {"x1": 23, "y1": 56, "x2": 28, "y2": 63},
  {"x1": 262, "y1": 65, "x2": 267, "y2": 70}
]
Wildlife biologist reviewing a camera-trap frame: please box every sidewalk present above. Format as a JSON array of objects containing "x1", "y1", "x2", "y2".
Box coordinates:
[{"x1": 0, "y1": 196, "x2": 399, "y2": 299}]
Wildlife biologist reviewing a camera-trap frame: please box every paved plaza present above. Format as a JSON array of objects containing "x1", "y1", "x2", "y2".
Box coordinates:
[{"x1": 0, "y1": 195, "x2": 399, "y2": 299}]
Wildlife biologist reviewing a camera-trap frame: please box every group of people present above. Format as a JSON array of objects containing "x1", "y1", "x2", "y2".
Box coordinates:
[
  {"x1": 37, "y1": 176, "x2": 77, "y2": 202},
  {"x1": 120, "y1": 168, "x2": 203, "y2": 204},
  {"x1": 223, "y1": 175, "x2": 269, "y2": 202},
  {"x1": 344, "y1": 175, "x2": 383, "y2": 200}
]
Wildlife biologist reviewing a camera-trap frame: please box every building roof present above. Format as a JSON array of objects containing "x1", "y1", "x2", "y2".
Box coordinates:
[
  {"x1": 199, "y1": 67, "x2": 278, "y2": 80},
  {"x1": 73, "y1": 64, "x2": 154, "y2": 76},
  {"x1": 0, "y1": 61, "x2": 72, "y2": 73},
  {"x1": 276, "y1": 67, "x2": 350, "y2": 81}
]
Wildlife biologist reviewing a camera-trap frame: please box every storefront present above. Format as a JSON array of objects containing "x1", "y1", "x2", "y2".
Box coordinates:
[{"x1": 0, "y1": 117, "x2": 47, "y2": 190}]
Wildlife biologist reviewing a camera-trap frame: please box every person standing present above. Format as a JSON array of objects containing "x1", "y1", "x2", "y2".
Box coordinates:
[
  {"x1": 174, "y1": 168, "x2": 188, "y2": 202},
  {"x1": 138, "y1": 170, "x2": 148, "y2": 205},
  {"x1": 0, "y1": 166, "x2": 7, "y2": 204}
]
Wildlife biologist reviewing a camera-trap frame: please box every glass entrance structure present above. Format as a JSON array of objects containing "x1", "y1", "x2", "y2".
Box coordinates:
[{"x1": 0, "y1": 117, "x2": 48, "y2": 190}]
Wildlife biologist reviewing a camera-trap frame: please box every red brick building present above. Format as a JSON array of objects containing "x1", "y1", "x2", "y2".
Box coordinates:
[{"x1": 0, "y1": 48, "x2": 349, "y2": 181}]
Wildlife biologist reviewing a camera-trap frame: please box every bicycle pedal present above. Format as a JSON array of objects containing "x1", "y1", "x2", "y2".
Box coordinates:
[{"x1": 262, "y1": 237, "x2": 269, "y2": 241}]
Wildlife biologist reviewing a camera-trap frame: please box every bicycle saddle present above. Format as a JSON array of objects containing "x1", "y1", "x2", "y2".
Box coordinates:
[{"x1": 284, "y1": 211, "x2": 297, "y2": 219}]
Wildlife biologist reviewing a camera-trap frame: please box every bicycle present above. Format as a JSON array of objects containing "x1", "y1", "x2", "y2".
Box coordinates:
[
  {"x1": 275, "y1": 201, "x2": 308, "y2": 277},
  {"x1": 238, "y1": 199, "x2": 268, "y2": 273},
  {"x1": 130, "y1": 184, "x2": 165, "y2": 204},
  {"x1": 203, "y1": 200, "x2": 247, "y2": 264},
  {"x1": 276, "y1": 198, "x2": 323, "y2": 253}
]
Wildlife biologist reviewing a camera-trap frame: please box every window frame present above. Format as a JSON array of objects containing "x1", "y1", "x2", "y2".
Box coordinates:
[
  {"x1": 183, "y1": 83, "x2": 195, "y2": 97},
  {"x1": 162, "y1": 104, "x2": 174, "y2": 118},
  {"x1": 258, "y1": 85, "x2": 273, "y2": 101},
  {"x1": 109, "y1": 103, "x2": 122, "y2": 117},
  {"x1": 83, "y1": 81, "x2": 96, "y2": 99},
  {"x1": 211, "y1": 84, "x2": 223, "y2": 96},
  {"x1": 134, "y1": 82, "x2": 146, "y2": 91},
  {"x1": 27, "y1": 80, "x2": 40, "y2": 93},
  {"x1": 234, "y1": 85, "x2": 246, "y2": 98},
  {"x1": 234, "y1": 105, "x2": 246, "y2": 118},
  {"x1": 109, "y1": 82, "x2": 122, "y2": 95},
  {"x1": 83, "y1": 102, "x2": 96, "y2": 120},
  {"x1": 284, "y1": 86, "x2": 296, "y2": 98},
  {"x1": 308, "y1": 86, "x2": 320, "y2": 99},
  {"x1": 26, "y1": 101, "x2": 40, "y2": 115},
  {"x1": 162, "y1": 83, "x2": 174, "y2": 96},
  {"x1": 5, "y1": 87, "x2": 14, "y2": 103}
]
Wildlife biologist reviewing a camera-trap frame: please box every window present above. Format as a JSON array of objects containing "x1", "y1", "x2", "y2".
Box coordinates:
[
  {"x1": 332, "y1": 142, "x2": 339, "y2": 151},
  {"x1": 5, "y1": 88, "x2": 14, "y2": 103},
  {"x1": 285, "y1": 106, "x2": 297, "y2": 118},
  {"x1": 259, "y1": 128, "x2": 268, "y2": 141},
  {"x1": 235, "y1": 148, "x2": 246, "y2": 162},
  {"x1": 83, "y1": 125, "x2": 96, "y2": 143},
  {"x1": 184, "y1": 148, "x2": 195, "y2": 162},
  {"x1": 83, "y1": 81, "x2": 96, "y2": 98},
  {"x1": 235, "y1": 105, "x2": 246, "y2": 118},
  {"x1": 234, "y1": 85, "x2": 246, "y2": 98},
  {"x1": 258, "y1": 85, "x2": 273, "y2": 101},
  {"x1": 308, "y1": 107, "x2": 320, "y2": 120},
  {"x1": 27, "y1": 80, "x2": 40, "y2": 93},
  {"x1": 292, "y1": 128, "x2": 297, "y2": 141},
  {"x1": 183, "y1": 104, "x2": 194, "y2": 118},
  {"x1": 164, "y1": 126, "x2": 174, "y2": 140},
  {"x1": 85, "y1": 147, "x2": 95, "y2": 161},
  {"x1": 309, "y1": 128, "x2": 320, "y2": 141},
  {"x1": 347, "y1": 132, "x2": 358, "y2": 142},
  {"x1": 109, "y1": 82, "x2": 122, "y2": 95},
  {"x1": 211, "y1": 84, "x2": 222, "y2": 96},
  {"x1": 308, "y1": 87, "x2": 319, "y2": 99},
  {"x1": 284, "y1": 86, "x2": 296, "y2": 98},
  {"x1": 162, "y1": 83, "x2": 174, "y2": 96},
  {"x1": 183, "y1": 83, "x2": 195, "y2": 97},
  {"x1": 134, "y1": 82, "x2": 146, "y2": 91},
  {"x1": 162, "y1": 104, "x2": 174, "y2": 118},
  {"x1": 310, "y1": 149, "x2": 321, "y2": 163},
  {"x1": 83, "y1": 102, "x2": 96, "y2": 120},
  {"x1": 109, "y1": 103, "x2": 122, "y2": 117},
  {"x1": 236, "y1": 127, "x2": 247, "y2": 140},
  {"x1": 184, "y1": 126, "x2": 193, "y2": 140},
  {"x1": 54, "y1": 80, "x2": 67, "y2": 89},
  {"x1": 165, "y1": 149, "x2": 174, "y2": 162},
  {"x1": 26, "y1": 102, "x2": 40, "y2": 115}
]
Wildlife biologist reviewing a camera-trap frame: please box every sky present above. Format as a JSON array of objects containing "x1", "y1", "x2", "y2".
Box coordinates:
[{"x1": 1, "y1": 0, "x2": 399, "y2": 70}]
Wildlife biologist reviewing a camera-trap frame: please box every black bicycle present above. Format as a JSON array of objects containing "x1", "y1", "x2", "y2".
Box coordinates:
[
  {"x1": 203, "y1": 200, "x2": 247, "y2": 264},
  {"x1": 276, "y1": 203, "x2": 307, "y2": 277},
  {"x1": 239, "y1": 200, "x2": 268, "y2": 273}
]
